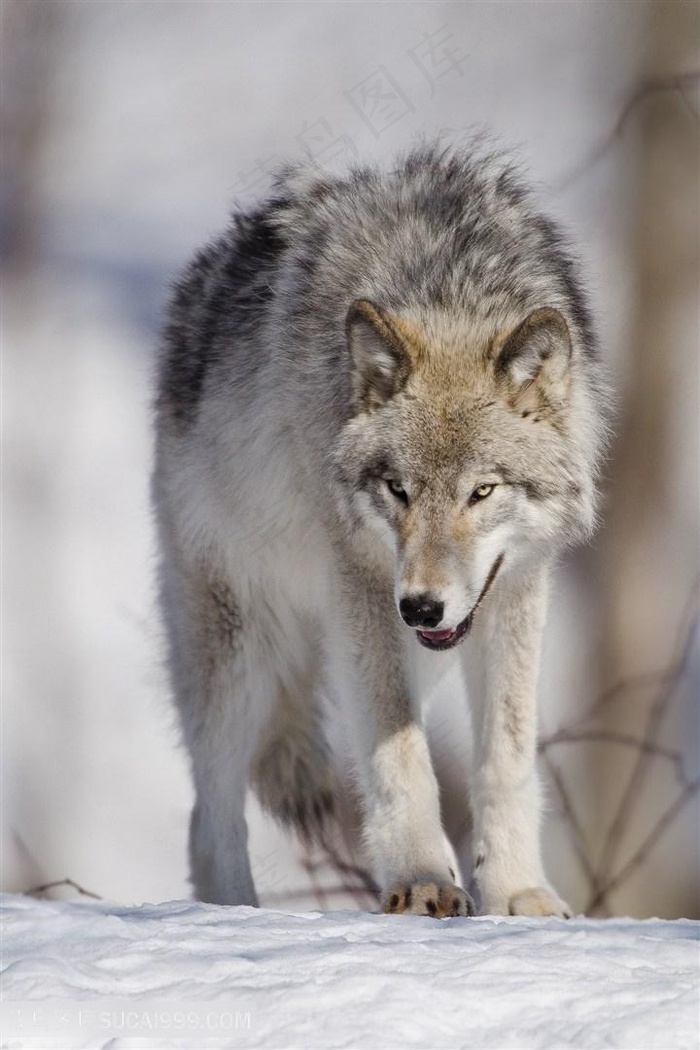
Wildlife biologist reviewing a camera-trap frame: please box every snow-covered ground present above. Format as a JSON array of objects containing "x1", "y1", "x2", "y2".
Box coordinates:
[{"x1": 1, "y1": 894, "x2": 698, "y2": 1049}]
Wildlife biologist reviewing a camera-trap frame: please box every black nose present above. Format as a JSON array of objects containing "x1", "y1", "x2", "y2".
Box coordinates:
[{"x1": 399, "y1": 594, "x2": 444, "y2": 629}]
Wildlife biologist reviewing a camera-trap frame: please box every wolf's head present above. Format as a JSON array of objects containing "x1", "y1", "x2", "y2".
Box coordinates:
[{"x1": 333, "y1": 298, "x2": 600, "y2": 651}]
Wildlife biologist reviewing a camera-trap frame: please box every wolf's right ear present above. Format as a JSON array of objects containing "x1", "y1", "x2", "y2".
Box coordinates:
[{"x1": 346, "y1": 300, "x2": 414, "y2": 410}]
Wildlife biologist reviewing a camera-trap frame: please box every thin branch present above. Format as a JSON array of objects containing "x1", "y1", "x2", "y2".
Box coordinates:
[
  {"x1": 540, "y1": 730, "x2": 689, "y2": 788},
  {"x1": 27, "y1": 877, "x2": 102, "y2": 901},
  {"x1": 540, "y1": 751, "x2": 608, "y2": 913},
  {"x1": 555, "y1": 71, "x2": 700, "y2": 191},
  {"x1": 595, "y1": 603, "x2": 698, "y2": 888},
  {"x1": 538, "y1": 585, "x2": 698, "y2": 915},
  {"x1": 315, "y1": 832, "x2": 381, "y2": 904},
  {"x1": 565, "y1": 587, "x2": 698, "y2": 733},
  {"x1": 299, "y1": 842, "x2": 330, "y2": 912},
  {"x1": 587, "y1": 777, "x2": 700, "y2": 913},
  {"x1": 575, "y1": 668, "x2": 678, "y2": 726}
]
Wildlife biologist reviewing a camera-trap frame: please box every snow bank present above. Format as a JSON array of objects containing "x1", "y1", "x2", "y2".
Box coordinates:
[{"x1": 1, "y1": 894, "x2": 697, "y2": 1049}]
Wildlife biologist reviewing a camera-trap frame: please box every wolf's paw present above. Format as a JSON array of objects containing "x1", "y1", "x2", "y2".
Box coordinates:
[
  {"x1": 252, "y1": 730, "x2": 335, "y2": 843},
  {"x1": 382, "y1": 882, "x2": 475, "y2": 918},
  {"x1": 508, "y1": 886, "x2": 573, "y2": 918}
]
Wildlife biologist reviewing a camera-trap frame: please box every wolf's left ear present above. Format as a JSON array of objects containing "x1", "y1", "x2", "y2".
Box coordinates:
[
  {"x1": 495, "y1": 307, "x2": 572, "y2": 404},
  {"x1": 346, "y1": 299, "x2": 415, "y2": 410}
]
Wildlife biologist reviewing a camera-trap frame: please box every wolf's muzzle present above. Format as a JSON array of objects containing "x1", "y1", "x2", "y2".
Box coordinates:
[{"x1": 413, "y1": 553, "x2": 505, "y2": 653}]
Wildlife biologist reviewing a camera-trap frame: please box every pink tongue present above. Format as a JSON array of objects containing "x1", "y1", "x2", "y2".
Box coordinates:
[{"x1": 420, "y1": 627, "x2": 454, "y2": 642}]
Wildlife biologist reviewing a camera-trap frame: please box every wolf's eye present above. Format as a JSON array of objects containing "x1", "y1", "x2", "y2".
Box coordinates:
[
  {"x1": 385, "y1": 478, "x2": 408, "y2": 504},
  {"x1": 469, "y1": 483, "x2": 495, "y2": 505}
]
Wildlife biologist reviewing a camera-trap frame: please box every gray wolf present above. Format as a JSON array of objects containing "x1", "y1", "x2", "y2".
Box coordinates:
[{"x1": 153, "y1": 143, "x2": 606, "y2": 917}]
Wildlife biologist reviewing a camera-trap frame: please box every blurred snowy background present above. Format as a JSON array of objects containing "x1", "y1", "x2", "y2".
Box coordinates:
[{"x1": 3, "y1": 0, "x2": 698, "y2": 919}]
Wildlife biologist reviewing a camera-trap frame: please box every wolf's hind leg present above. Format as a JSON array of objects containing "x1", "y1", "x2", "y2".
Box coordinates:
[
  {"x1": 163, "y1": 566, "x2": 267, "y2": 906},
  {"x1": 189, "y1": 789, "x2": 257, "y2": 907},
  {"x1": 186, "y1": 697, "x2": 259, "y2": 907},
  {"x1": 251, "y1": 651, "x2": 336, "y2": 843}
]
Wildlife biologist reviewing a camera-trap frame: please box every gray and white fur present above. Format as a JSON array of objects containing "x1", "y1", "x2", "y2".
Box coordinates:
[{"x1": 153, "y1": 143, "x2": 606, "y2": 917}]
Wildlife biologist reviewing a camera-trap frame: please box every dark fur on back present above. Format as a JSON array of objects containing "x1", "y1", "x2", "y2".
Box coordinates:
[{"x1": 157, "y1": 202, "x2": 288, "y2": 429}]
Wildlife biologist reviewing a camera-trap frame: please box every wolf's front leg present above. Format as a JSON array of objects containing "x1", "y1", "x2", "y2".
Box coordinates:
[
  {"x1": 328, "y1": 571, "x2": 474, "y2": 918},
  {"x1": 462, "y1": 564, "x2": 572, "y2": 918}
]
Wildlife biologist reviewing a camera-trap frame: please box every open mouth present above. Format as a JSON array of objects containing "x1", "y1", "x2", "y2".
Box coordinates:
[
  {"x1": 414, "y1": 553, "x2": 505, "y2": 653},
  {"x1": 417, "y1": 613, "x2": 473, "y2": 651}
]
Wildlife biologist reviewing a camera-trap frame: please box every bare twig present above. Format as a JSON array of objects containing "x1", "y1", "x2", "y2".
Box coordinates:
[
  {"x1": 27, "y1": 877, "x2": 102, "y2": 901},
  {"x1": 595, "y1": 601, "x2": 698, "y2": 890},
  {"x1": 315, "y1": 832, "x2": 381, "y2": 905},
  {"x1": 540, "y1": 730, "x2": 689, "y2": 789},
  {"x1": 540, "y1": 750, "x2": 609, "y2": 914},
  {"x1": 555, "y1": 71, "x2": 700, "y2": 191},
  {"x1": 538, "y1": 584, "x2": 698, "y2": 916},
  {"x1": 300, "y1": 843, "x2": 330, "y2": 912},
  {"x1": 587, "y1": 777, "x2": 700, "y2": 913}
]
